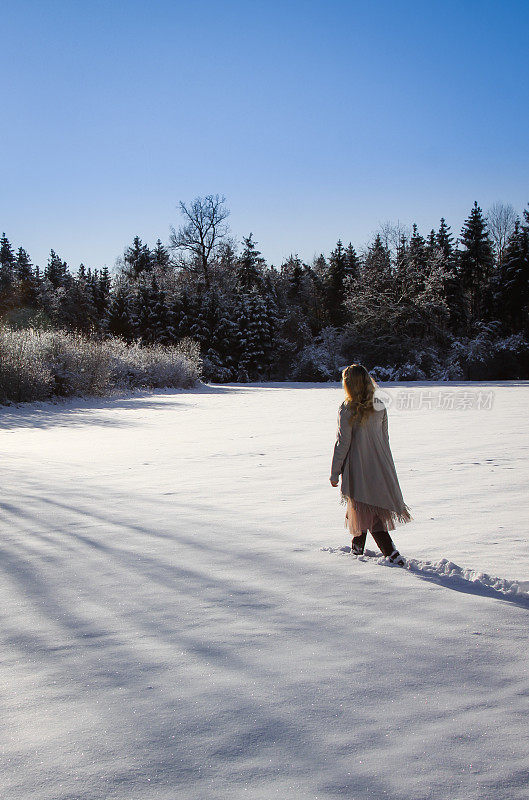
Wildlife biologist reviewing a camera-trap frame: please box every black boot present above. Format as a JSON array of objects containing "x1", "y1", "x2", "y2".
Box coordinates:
[
  {"x1": 352, "y1": 531, "x2": 367, "y2": 555},
  {"x1": 371, "y1": 530, "x2": 405, "y2": 566}
]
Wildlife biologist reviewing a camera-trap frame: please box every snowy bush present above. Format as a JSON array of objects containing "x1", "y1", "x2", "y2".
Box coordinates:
[
  {"x1": 391, "y1": 345, "x2": 444, "y2": 381},
  {"x1": 445, "y1": 324, "x2": 529, "y2": 380},
  {"x1": 0, "y1": 326, "x2": 54, "y2": 403},
  {"x1": 432, "y1": 345, "x2": 466, "y2": 381},
  {"x1": 0, "y1": 327, "x2": 202, "y2": 405},
  {"x1": 369, "y1": 365, "x2": 398, "y2": 382},
  {"x1": 291, "y1": 327, "x2": 353, "y2": 381},
  {"x1": 42, "y1": 329, "x2": 112, "y2": 397},
  {"x1": 393, "y1": 362, "x2": 428, "y2": 381},
  {"x1": 291, "y1": 344, "x2": 333, "y2": 381},
  {"x1": 489, "y1": 333, "x2": 529, "y2": 379},
  {"x1": 107, "y1": 338, "x2": 201, "y2": 390}
]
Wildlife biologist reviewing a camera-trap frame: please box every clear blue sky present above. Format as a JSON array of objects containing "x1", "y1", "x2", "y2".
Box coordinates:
[{"x1": 2, "y1": 0, "x2": 528, "y2": 272}]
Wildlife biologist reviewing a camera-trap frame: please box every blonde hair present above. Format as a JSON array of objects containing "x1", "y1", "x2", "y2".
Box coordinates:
[{"x1": 342, "y1": 363, "x2": 379, "y2": 425}]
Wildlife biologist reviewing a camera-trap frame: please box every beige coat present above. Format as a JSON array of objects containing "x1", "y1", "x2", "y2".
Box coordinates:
[{"x1": 330, "y1": 401, "x2": 412, "y2": 528}]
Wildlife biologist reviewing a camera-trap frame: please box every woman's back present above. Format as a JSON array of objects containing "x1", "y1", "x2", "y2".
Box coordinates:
[
  {"x1": 344, "y1": 402, "x2": 394, "y2": 468},
  {"x1": 331, "y1": 399, "x2": 411, "y2": 527}
]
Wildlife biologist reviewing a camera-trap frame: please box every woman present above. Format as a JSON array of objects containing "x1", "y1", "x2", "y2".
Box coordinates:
[{"x1": 329, "y1": 364, "x2": 413, "y2": 565}]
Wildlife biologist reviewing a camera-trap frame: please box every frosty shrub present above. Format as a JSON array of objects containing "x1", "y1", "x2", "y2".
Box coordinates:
[
  {"x1": 41, "y1": 328, "x2": 113, "y2": 397},
  {"x1": 489, "y1": 334, "x2": 529, "y2": 379},
  {"x1": 107, "y1": 337, "x2": 201, "y2": 390},
  {"x1": 462, "y1": 324, "x2": 529, "y2": 380},
  {"x1": 437, "y1": 340, "x2": 467, "y2": 381},
  {"x1": 291, "y1": 344, "x2": 333, "y2": 381},
  {"x1": 292, "y1": 327, "x2": 349, "y2": 381},
  {"x1": 0, "y1": 327, "x2": 202, "y2": 405},
  {"x1": 0, "y1": 326, "x2": 54, "y2": 403},
  {"x1": 393, "y1": 362, "x2": 428, "y2": 381},
  {"x1": 369, "y1": 365, "x2": 398, "y2": 382},
  {"x1": 392, "y1": 346, "x2": 445, "y2": 381}
]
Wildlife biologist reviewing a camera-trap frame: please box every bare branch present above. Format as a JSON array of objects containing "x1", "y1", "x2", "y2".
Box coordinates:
[
  {"x1": 486, "y1": 201, "x2": 518, "y2": 267},
  {"x1": 378, "y1": 220, "x2": 411, "y2": 255},
  {"x1": 168, "y1": 194, "x2": 231, "y2": 288}
]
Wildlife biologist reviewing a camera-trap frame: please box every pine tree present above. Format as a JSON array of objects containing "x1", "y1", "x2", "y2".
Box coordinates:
[
  {"x1": 236, "y1": 233, "x2": 265, "y2": 291},
  {"x1": 76, "y1": 264, "x2": 98, "y2": 329},
  {"x1": 436, "y1": 218, "x2": 454, "y2": 260},
  {"x1": 124, "y1": 236, "x2": 152, "y2": 280},
  {"x1": 217, "y1": 241, "x2": 237, "y2": 274},
  {"x1": 152, "y1": 239, "x2": 170, "y2": 273},
  {"x1": 213, "y1": 304, "x2": 238, "y2": 374},
  {"x1": 14, "y1": 246, "x2": 32, "y2": 281},
  {"x1": 87, "y1": 269, "x2": 99, "y2": 314},
  {"x1": 431, "y1": 218, "x2": 465, "y2": 333},
  {"x1": 0, "y1": 233, "x2": 16, "y2": 310},
  {"x1": 151, "y1": 279, "x2": 173, "y2": 343},
  {"x1": 243, "y1": 289, "x2": 269, "y2": 379},
  {"x1": 326, "y1": 239, "x2": 348, "y2": 325},
  {"x1": 426, "y1": 229, "x2": 437, "y2": 260},
  {"x1": 308, "y1": 255, "x2": 329, "y2": 329},
  {"x1": 389, "y1": 225, "x2": 433, "y2": 338},
  {"x1": 312, "y1": 254, "x2": 327, "y2": 278},
  {"x1": 203, "y1": 289, "x2": 222, "y2": 340},
  {"x1": 45, "y1": 250, "x2": 70, "y2": 289},
  {"x1": 260, "y1": 287, "x2": 281, "y2": 378},
  {"x1": 173, "y1": 289, "x2": 196, "y2": 339},
  {"x1": 458, "y1": 201, "x2": 495, "y2": 331},
  {"x1": 58, "y1": 275, "x2": 98, "y2": 333},
  {"x1": 135, "y1": 277, "x2": 158, "y2": 344},
  {"x1": 406, "y1": 224, "x2": 427, "y2": 295},
  {"x1": 493, "y1": 210, "x2": 529, "y2": 334},
  {"x1": 168, "y1": 294, "x2": 184, "y2": 339},
  {"x1": 89, "y1": 265, "x2": 112, "y2": 318},
  {"x1": 188, "y1": 288, "x2": 211, "y2": 348},
  {"x1": 200, "y1": 290, "x2": 238, "y2": 380},
  {"x1": 362, "y1": 234, "x2": 392, "y2": 291},
  {"x1": 282, "y1": 254, "x2": 304, "y2": 304},
  {"x1": 100, "y1": 265, "x2": 111, "y2": 301},
  {"x1": 344, "y1": 243, "x2": 360, "y2": 281},
  {"x1": 14, "y1": 247, "x2": 38, "y2": 308},
  {"x1": 443, "y1": 266, "x2": 467, "y2": 334},
  {"x1": 0, "y1": 233, "x2": 15, "y2": 272},
  {"x1": 105, "y1": 283, "x2": 137, "y2": 341},
  {"x1": 394, "y1": 234, "x2": 409, "y2": 298},
  {"x1": 233, "y1": 294, "x2": 252, "y2": 381}
]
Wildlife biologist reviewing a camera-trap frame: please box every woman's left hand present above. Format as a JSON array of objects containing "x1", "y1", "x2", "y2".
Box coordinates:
[{"x1": 329, "y1": 477, "x2": 339, "y2": 487}]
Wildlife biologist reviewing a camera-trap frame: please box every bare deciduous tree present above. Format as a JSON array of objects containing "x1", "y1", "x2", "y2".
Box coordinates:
[
  {"x1": 169, "y1": 194, "x2": 230, "y2": 288},
  {"x1": 378, "y1": 220, "x2": 411, "y2": 255},
  {"x1": 486, "y1": 201, "x2": 518, "y2": 268}
]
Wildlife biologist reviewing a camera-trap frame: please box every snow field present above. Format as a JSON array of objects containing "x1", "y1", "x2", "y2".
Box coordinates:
[{"x1": 0, "y1": 381, "x2": 528, "y2": 799}]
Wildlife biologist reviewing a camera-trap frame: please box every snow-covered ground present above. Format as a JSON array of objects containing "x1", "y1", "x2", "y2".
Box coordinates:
[{"x1": 1, "y1": 380, "x2": 528, "y2": 800}]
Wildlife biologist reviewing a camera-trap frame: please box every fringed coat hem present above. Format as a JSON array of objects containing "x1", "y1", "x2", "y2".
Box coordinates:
[{"x1": 340, "y1": 493, "x2": 413, "y2": 535}]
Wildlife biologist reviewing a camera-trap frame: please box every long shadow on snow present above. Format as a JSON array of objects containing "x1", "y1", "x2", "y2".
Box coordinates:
[
  {"x1": 2, "y1": 473, "x2": 527, "y2": 800},
  {"x1": 0, "y1": 395, "x2": 195, "y2": 430},
  {"x1": 0, "y1": 503, "x2": 415, "y2": 800}
]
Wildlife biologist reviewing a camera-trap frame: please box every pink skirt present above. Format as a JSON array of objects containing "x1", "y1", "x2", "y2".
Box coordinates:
[{"x1": 344, "y1": 497, "x2": 413, "y2": 536}]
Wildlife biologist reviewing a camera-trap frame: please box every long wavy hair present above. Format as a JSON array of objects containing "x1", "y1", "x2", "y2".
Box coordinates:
[{"x1": 342, "y1": 363, "x2": 379, "y2": 425}]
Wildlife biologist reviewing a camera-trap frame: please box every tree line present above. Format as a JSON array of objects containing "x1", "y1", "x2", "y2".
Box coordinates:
[{"x1": 1, "y1": 195, "x2": 528, "y2": 381}]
